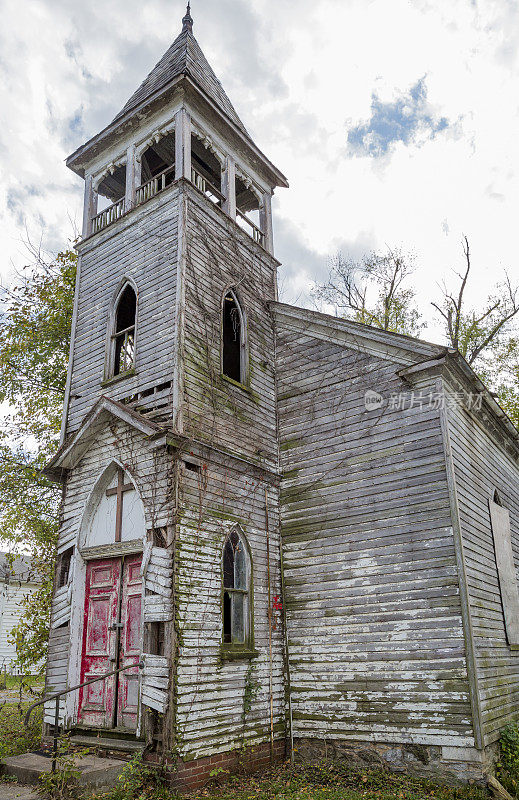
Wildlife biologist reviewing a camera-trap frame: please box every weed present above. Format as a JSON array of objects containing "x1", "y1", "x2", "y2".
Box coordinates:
[{"x1": 497, "y1": 723, "x2": 519, "y2": 798}]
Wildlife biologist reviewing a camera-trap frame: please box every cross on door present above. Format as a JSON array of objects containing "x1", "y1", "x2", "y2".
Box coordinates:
[{"x1": 106, "y1": 468, "x2": 135, "y2": 543}]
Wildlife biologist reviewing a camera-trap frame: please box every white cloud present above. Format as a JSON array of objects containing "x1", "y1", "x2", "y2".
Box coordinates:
[{"x1": 0, "y1": 0, "x2": 518, "y2": 339}]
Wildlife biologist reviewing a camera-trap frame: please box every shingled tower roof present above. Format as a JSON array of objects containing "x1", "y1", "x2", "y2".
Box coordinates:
[{"x1": 111, "y1": 4, "x2": 248, "y2": 136}]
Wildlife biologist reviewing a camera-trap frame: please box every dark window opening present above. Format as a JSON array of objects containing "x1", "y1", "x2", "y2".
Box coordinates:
[
  {"x1": 223, "y1": 591, "x2": 232, "y2": 644},
  {"x1": 184, "y1": 461, "x2": 201, "y2": 474},
  {"x1": 222, "y1": 292, "x2": 244, "y2": 384},
  {"x1": 57, "y1": 548, "x2": 73, "y2": 589},
  {"x1": 191, "y1": 135, "x2": 223, "y2": 205},
  {"x1": 140, "y1": 132, "x2": 176, "y2": 189},
  {"x1": 235, "y1": 174, "x2": 263, "y2": 245},
  {"x1": 113, "y1": 285, "x2": 136, "y2": 376},
  {"x1": 97, "y1": 164, "x2": 127, "y2": 212},
  {"x1": 222, "y1": 528, "x2": 249, "y2": 647}
]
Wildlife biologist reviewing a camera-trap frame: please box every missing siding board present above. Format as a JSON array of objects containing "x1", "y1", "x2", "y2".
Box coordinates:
[
  {"x1": 120, "y1": 380, "x2": 172, "y2": 406},
  {"x1": 57, "y1": 548, "x2": 73, "y2": 589},
  {"x1": 150, "y1": 527, "x2": 168, "y2": 548},
  {"x1": 148, "y1": 621, "x2": 166, "y2": 657},
  {"x1": 184, "y1": 461, "x2": 201, "y2": 474},
  {"x1": 489, "y1": 498, "x2": 519, "y2": 646}
]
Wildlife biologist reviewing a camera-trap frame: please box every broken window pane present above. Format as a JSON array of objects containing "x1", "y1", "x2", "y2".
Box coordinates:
[
  {"x1": 223, "y1": 540, "x2": 234, "y2": 589},
  {"x1": 232, "y1": 593, "x2": 245, "y2": 644},
  {"x1": 223, "y1": 591, "x2": 232, "y2": 643},
  {"x1": 222, "y1": 528, "x2": 251, "y2": 649},
  {"x1": 234, "y1": 541, "x2": 246, "y2": 590},
  {"x1": 113, "y1": 285, "x2": 137, "y2": 376}
]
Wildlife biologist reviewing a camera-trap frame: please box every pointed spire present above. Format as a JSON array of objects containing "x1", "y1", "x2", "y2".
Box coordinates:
[{"x1": 182, "y1": 2, "x2": 193, "y2": 33}]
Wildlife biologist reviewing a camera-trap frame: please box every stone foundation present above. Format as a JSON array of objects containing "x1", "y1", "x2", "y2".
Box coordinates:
[{"x1": 293, "y1": 737, "x2": 497, "y2": 785}]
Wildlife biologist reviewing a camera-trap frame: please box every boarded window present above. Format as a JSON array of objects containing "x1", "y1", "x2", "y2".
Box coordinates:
[
  {"x1": 222, "y1": 291, "x2": 245, "y2": 384},
  {"x1": 489, "y1": 497, "x2": 519, "y2": 646},
  {"x1": 222, "y1": 528, "x2": 251, "y2": 647},
  {"x1": 112, "y1": 284, "x2": 137, "y2": 376}
]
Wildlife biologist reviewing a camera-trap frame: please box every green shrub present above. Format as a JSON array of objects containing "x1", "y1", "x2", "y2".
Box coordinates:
[
  {"x1": 92, "y1": 754, "x2": 175, "y2": 800},
  {"x1": 0, "y1": 701, "x2": 43, "y2": 759},
  {"x1": 497, "y1": 724, "x2": 519, "y2": 798}
]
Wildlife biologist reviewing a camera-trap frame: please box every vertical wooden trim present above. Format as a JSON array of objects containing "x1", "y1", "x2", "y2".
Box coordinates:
[
  {"x1": 82, "y1": 175, "x2": 94, "y2": 237},
  {"x1": 222, "y1": 157, "x2": 236, "y2": 219},
  {"x1": 260, "y1": 192, "x2": 274, "y2": 255},
  {"x1": 175, "y1": 108, "x2": 191, "y2": 181},
  {"x1": 172, "y1": 188, "x2": 187, "y2": 432},
  {"x1": 125, "y1": 145, "x2": 136, "y2": 210},
  {"x1": 59, "y1": 255, "x2": 82, "y2": 444},
  {"x1": 439, "y1": 378, "x2": 484, "y2": 749}
]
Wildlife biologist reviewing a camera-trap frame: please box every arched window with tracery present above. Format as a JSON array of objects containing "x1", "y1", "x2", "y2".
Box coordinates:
[
  {"x1": 222, "y1": 527, "x2": 252, "y2": 650},
  {"x1": 109, "y1": 283, "x2": 137, "y2": 378},
  {"x1": 222, "y1": 290, "x2": 246, "y2": 384}
]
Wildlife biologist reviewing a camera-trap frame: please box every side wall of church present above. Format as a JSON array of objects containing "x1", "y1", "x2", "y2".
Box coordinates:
[
  {"x1": 174, "y1": 454, "x2": 285, "y2": 761},
  {"x1": 181, "y1": 184, "x2": 279, "y2": 469},
  {"x1": 67, "y1": 185, "x2": 180, "y2": 434},
  {"x1": 274, "y1": 318, "x2": 477, "y2": 759},
  {"x1": 445, "y1": 378, "x2": 519, "y2": 747},
  {"x1": 44, "y1": 418, "x2": 173, "y2": 727}
]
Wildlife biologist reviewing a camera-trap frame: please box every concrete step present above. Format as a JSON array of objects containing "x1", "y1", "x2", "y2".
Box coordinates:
[
  {"x1": 1, "y1": 752, "x2": 125, "y2": 788},
  {"x1": 70, "y1": 734, "x2": 146, "y2": 755}
]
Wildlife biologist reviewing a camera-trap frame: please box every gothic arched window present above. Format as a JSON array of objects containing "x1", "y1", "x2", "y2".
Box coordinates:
[
  {"x1": 222, "y1": 527, "x2": 252, "y2": 649},
  {"x1": 222, "y1": 290, "x2": 246, "y2": 384},
  {"x1": 110, "y1": 283, "x2": 137, "y2": 377}
]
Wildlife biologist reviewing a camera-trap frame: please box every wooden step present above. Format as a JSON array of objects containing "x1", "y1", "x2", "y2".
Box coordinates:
[{"x1": 70, "y1": 735, "x2": 145, "y2": 755}]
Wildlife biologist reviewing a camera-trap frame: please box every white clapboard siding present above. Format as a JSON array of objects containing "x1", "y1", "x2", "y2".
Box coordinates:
[
  {"x1": 445, "y1": 380, "x2": 519, "y2": 746},
  {"x1": 144, "y1": 546, "x2": 174, "y2": 622},
  {"x1": 273, "y1": 315, "x2": 474, "y2": 749},
  {"x1": 50, "y1": 585, "x2": 72, "y2": 630},
  {"x1": 0, "y1": 582, "x2": 42, "y2": 674},
  {"x1": 67, "y1": 187, "x2": 179, "y2": 436},
  {"x1": 141, "y1": 654, "x2": 169, "y2": 713}
]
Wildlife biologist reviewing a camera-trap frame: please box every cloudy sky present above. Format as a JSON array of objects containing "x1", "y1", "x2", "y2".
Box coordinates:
[{"x1": 1, "y1": 0, "x2": 519, "y2": 337}]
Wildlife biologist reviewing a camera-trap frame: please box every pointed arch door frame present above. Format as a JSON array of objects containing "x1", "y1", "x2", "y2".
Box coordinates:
[{"x1": 65, "y1": 461, "x2": 147, "y2": 732}]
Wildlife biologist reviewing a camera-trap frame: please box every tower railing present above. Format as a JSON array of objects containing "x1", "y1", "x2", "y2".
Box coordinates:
[
  {"x1": 91, "y1": 197, "x2": 126, "y2": 234},
  {"x1": 236, "y1": 208, "x2": 265, "y2": 247},
  {"x1": 89, "y1": 165, "x2": 266, "y2": 250},
  {"x1": 191, "y1": 167, "x2": 225, "y2": 207},
  {"x1": 135, "y1": 165, "x2": 176, "y2": 205}
]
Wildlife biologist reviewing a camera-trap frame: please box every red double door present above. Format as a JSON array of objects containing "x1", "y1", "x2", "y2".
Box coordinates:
[{"x1": 79, "y1": 555, "x2": 142, "y2": 731}]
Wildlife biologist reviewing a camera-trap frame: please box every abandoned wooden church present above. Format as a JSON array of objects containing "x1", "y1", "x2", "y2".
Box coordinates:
[{"x1": 44, "y1": 4, "x2": 519, "y2": 790}]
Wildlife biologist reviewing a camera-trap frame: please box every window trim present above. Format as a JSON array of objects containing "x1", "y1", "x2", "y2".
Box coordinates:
[
  {"x1": 104, "y1": 279, "x2": 139, "y2": 382},
  {"x1": 220, "y1": 288, "x2": 248, "y2": 388},
  {"x1": 489, "y1": 489, "x2": 519, "y2": 648},
  {"x1": 220, "y1": 525, "x2": 256, "y2": 659}
]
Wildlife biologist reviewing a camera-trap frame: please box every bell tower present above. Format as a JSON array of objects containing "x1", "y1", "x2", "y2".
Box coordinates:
[
  {"x1": 47, "y1": 4, "x2": 289, "y2": 775},
  {"x1": 63, "y1": 4, "x2": 288, "y2": 445}
]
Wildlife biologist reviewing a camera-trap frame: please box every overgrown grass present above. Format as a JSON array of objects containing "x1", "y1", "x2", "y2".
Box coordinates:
[
  {"x1": 0, "y1": 700, "x2": 43, "y2": 760},
  {"x1": 193, "y1": 762, "x2": 490, "y2": 800},
  {"x1": 88, "y1": 759, "x2": 490, "y2": 800}
]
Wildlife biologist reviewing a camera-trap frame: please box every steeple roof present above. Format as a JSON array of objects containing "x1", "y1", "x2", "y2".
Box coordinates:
[{"x1": 111, "y1": 12, "x2": 248, "y2": 136}]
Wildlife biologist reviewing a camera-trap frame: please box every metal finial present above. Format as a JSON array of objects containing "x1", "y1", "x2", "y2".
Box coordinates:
[{"x1": 182, "y1": 2, "x2": 193, "y2": 32}]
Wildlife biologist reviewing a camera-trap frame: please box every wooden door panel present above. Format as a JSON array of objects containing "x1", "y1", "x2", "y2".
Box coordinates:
[
  {"x1": 79, "y1": 558, "x2": 121, "y2": 728},
  {"x1": 117, "y1": 554, "x2": 142, "y2": 730}
]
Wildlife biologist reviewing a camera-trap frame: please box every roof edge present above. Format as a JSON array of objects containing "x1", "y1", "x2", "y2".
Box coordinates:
[
  {"x1": 66, "y1": 76, "x2": 288, "y2": 189},
  {"x1": 45, "y1": 397, "x2": 165, "y2": 481},
  {"x1": 270, "y1": 301, "x2": 444, "y2": 362}
]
